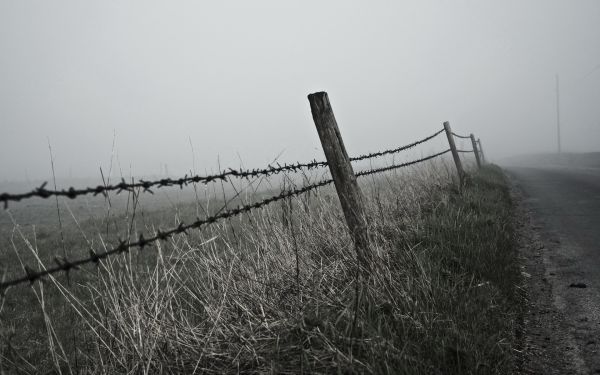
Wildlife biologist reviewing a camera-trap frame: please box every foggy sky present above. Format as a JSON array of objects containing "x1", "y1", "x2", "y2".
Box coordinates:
[{"x1": 1, "y1": 1, "x2": 599, "y2": 183}]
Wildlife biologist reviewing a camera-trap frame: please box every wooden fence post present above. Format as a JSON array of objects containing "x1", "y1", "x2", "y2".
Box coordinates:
[
  {"x1": 307, "y1": 92, "x2": 371, "y2": 268},
  {"x1": 470, "y1": 134, "x2": 482, "y2": 169},
  {"x1": 443, "y1": 121, "x2": 465, "y2": 183},
  {"x1": 477, "y1": 138, "x2": 485, "y2": 164}
]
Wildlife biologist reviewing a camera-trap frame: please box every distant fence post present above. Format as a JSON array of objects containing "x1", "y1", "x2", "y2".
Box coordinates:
[
  {"x1": 307, "y1": 91, "x2": 371, "y2": 268},
  {"x1": 470, "y1": 134, "x2": 482, "y2": 169},
  {"x1": 477, "y1": 138, "x2": 485, "y2": 164},
  {"x1": 443, "y1": 121, "x2": 465, "y2": 183}
]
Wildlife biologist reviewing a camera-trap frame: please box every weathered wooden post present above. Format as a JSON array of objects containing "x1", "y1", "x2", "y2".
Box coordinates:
[
  {"x1": 307, "y1": 92, "x2": 371, "y2": 267},
  {"x1": 470, "y1": 134, "x2": 482, "y2": 169},
  {"x1": 477, "y1": 138, "x2": 485, "y2": 164},
  {"x1": 443, "y1": 121, "x2": 465, "y2": 183}
]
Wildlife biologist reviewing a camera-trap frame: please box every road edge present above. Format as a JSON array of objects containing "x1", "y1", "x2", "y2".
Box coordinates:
[{"x1": 507, "y1": 171, "x2": 588, "y2": 374}]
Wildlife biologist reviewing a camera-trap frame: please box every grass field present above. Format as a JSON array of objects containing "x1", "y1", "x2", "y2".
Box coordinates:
[{"x1": 0, "y1": 162, "x2": 521, "y2": 374}]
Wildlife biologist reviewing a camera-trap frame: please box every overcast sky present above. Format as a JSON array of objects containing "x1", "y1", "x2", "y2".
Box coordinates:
[{"x1": 1, "y1": 1, "x2": 599, "y2": 183}]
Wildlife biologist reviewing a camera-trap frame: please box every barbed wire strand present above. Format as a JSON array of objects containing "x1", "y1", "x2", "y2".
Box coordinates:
[
  {"x1": 356, "y1": 149, "x2": 451, "y2": 177},
  {"x1": 0, "y1": 179, "x2": 334, "y2": 290},
  {"x1": 0, "y1": 149, "x2": 451, "y2": 291},
  {"x1": 349, "y1": 128, "x2": 444, "y2": 162},
  {"x1": 0, "y1": 128, "x2": 444, "y2": 208},
  {"x1": 0, "y1": 161, "x2": 327, "y2": 209}
]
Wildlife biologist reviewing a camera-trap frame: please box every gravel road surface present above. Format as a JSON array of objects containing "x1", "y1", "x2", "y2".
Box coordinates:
[{"x1": 507, "y1": 165, "x2": 600, "y2": 374}]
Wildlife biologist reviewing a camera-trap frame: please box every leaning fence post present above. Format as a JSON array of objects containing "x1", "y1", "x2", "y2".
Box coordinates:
[
  {"x1": 307, "y1": 91, "x2": 371, "y2": 268},
  {"x1": 477, "y1": 138, "x2": 485, "y2": 164},
  {"x1": 443, "y1": 121, "x2": 465, "y2": 183},
  {"x1": 470, "y1": 134, "x2": 482, "y2": 169}
]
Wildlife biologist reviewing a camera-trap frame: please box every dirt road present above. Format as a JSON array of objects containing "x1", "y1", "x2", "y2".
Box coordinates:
[{"x1": 507, "y1": 165, "x2": 600, "y2": 374}]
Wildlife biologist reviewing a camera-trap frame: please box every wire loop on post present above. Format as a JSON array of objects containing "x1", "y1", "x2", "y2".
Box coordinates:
[{"x1": 451, "y1": 131, "x2": 471, "y2": 139}]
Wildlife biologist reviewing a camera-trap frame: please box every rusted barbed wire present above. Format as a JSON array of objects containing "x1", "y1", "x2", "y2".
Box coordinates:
[
  {"x1": 0, "y1": 149, "x2": 451, "y2": 290},
  {"x1": 0, "y1": 129, "x2": 445, "y2": 208},
  {"x1": 451, "y1": 132, "x2": 471, "y2": 139}
]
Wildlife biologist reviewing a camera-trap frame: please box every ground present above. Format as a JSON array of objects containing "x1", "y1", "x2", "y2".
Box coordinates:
[{"x1": 507, "y1": 162, "x2": 600, "y2": 374}]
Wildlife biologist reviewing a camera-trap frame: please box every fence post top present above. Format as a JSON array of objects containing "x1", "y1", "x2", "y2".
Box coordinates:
[
  {"x1": 308, "y1": 91, "x2": 328, "y2": 98},
  {"x1": 307, "y1": 92, "x2": 332, "y2": 114},
  {"x1": 307, "y1": 92, "x2": 329, "y2": 103}
]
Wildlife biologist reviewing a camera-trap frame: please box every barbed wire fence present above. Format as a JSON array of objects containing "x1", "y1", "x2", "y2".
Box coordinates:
[
  {"x1": 0, "y1": 91, "x2": 484, "y2": 291},
  {"x1": 451, "y1": 131, "x2": 471, "y2": 139}
]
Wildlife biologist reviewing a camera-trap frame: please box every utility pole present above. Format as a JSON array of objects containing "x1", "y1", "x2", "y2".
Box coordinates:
[{"x1": 556, "y1": 74, "x2": 561, "y2": 153}]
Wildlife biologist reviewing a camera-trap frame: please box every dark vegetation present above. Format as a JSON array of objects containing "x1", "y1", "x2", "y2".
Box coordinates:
[{"x1": 0, "y1": 163, "x2": 521, "y2": 374}]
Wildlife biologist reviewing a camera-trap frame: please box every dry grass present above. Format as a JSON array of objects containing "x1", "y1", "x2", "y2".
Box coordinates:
[{"x1": 0, "y1": 162, "x2": 520, "y2": 374}]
